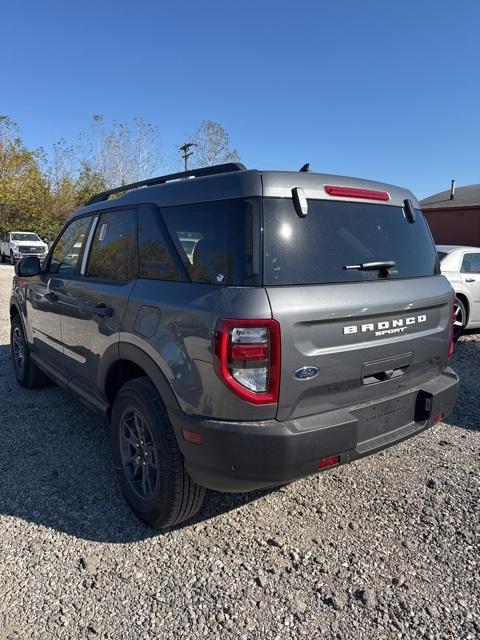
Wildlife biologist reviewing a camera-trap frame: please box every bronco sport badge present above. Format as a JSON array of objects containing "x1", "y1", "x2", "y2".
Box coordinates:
[{"x1": 343, "y1": 314, "x2": 427, "y2": 337}]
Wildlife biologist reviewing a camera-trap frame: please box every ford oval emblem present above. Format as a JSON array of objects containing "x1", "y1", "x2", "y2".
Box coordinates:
[{"x1": 294, "y1": 366, "x2": 319, "y2": 381}]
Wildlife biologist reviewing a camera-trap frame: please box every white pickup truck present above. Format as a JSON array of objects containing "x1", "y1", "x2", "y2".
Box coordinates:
[{"x1": 0, "y1": 231, "x2": 49, "y2": 264}]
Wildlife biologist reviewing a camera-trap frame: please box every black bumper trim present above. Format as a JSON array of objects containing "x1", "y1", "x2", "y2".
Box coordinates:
[{"x1": 168, "y1": 370, "x2": 459, "y2": 493}]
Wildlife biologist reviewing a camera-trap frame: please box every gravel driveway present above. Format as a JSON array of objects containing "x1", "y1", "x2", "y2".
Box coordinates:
[{"x1": 0, "y1": 264, "x2": 478, "y2": 640}]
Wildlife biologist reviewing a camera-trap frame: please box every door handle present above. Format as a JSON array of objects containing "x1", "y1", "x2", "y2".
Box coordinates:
[
  {"x1": 93, "y1": 303, "x2": 114, "y2": 318},
  {"x1": 465, "y1": 278, "x2": 476, "y2": 283},
  {"x1": 44, "y1": 291, "x2": 59, "y2": 302}
]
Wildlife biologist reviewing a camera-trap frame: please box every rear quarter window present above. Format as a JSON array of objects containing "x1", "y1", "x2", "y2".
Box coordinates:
[
  {"x1": 264, "y1": 198, "x2": 438, "y2": 285},
  {"x1": 161, "y1": 198, "x2": 261, "y2": 286}
]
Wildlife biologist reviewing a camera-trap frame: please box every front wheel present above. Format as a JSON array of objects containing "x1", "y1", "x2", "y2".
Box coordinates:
[
  {"x1": 111, "y1": 377, "x2": 205, "y2": 528},
  {"x1": 453, "y1": 298, "x2": 466, "y2": 341},
  {"x1": 10, "y1": 315, "x2": 51, "y2": 388}
]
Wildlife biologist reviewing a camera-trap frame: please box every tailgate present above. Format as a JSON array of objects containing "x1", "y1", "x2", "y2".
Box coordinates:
[{"x1": 267, "y1": 276, "x2": 453, "y2": 421}]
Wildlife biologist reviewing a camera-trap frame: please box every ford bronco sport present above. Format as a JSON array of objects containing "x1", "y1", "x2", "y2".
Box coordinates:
[{"x1": 9, "y1": 163, "x2": 459, "y2": 528}]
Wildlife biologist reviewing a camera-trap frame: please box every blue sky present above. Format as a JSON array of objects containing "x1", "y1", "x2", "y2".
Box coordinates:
[{"x1": 2, "y1": 0, "x2": 480, "y2": 198}]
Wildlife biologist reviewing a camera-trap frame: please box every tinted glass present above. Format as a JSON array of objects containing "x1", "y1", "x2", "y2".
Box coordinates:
[
  {"x1": 50, "y1": 216, "x2": 92, "y2": 276},
  {"x1": 138, "y1": 206, "x2": 181, "y2": 281},
  {"x1": 87, "y1": 209, "x2": 136, "y2": 281},
  {"x1": 162, "y1": 198, "x2": 260, "y2": 285},
  {"x1": 461, "y1": 253, "x2": 480, "y2": 274},
  {"x1": 437, "y1": 251, "x2": 448, "y2": 262},
  {"x1": 264, "y1": 199, "x2": 438, "y2": 285}
]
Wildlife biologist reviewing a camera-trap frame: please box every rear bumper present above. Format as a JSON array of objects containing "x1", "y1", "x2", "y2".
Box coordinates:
[{"x1": 169, "y1": 369, "x2": 459, "y2": 493}]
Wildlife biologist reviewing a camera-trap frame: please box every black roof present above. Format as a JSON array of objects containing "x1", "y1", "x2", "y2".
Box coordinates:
[{"x1": 421, "y1": 183, "x2": 480, "y2": 209}]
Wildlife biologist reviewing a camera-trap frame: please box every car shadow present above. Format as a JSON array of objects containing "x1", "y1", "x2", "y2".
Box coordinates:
[
  {"x1": 444, "y1": 332, "x2": 480, "y2": 432},
  {"x1": 0, "y1": 343, "x2": 274, "y2": 542},
  {"x1": 0, "y1": 330, "x2": 477, "y2": 542}
]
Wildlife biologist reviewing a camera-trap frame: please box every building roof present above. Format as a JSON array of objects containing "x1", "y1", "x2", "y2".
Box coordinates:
[{"x1": 421, "y1": 183, "x2": 480, "y2": 209}]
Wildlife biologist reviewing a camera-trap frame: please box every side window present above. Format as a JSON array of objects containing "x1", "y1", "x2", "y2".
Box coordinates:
[
  {"x1": 87, "y1": 209, "x2": 136, "y2": 282},
  {"x1": 461, "y1": 253, "x2": 480, "y2": 274},
  {"x1": 138, "y1": 206, "x2": 181, "y2": 281},
  {"x1": 161, "y1": 199, "x2": 259, "y2": 286},
  {"x1": 49, "y1": 216, "x2": 92, "y2": 276}
]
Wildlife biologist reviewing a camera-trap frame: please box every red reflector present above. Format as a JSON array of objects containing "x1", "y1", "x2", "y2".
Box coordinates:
[
  {"x1": 317, "y1": 454, "x2": 341, "y2": 469},
  {"x1": 433, "y1": 413, "x2": 444, "y2": 424},
  {"x1": 230, "y1": 344, "x2": 268, "y2": 361},
  {"x1": 448, "y1": 298, "x2": 456, "y2": 359},
  {"x1": 182, "y1": 429, "x2": 203, "y2": 445},
  {"x1": 324, "y1": 185, "x2": 391, "y2": 201}
]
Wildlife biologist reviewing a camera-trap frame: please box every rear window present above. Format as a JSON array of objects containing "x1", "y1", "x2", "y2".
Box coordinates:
[
  {"x1": 161, "y1": 198, "x2": 260, "y2": 286},
  {"x1": 437, "y1": 251, "x2": 449, "y2": 262},
  {"x1": 264, "y1": 198, "x2": 438, "y2": 285}
]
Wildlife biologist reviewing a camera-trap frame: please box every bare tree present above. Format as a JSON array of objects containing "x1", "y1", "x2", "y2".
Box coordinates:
[
  {"x1": 85, "y1": 115, "x2": 163, "y2": 187},
  {"x1": 187, "y1": 121, "x2": 240, "y2": 168}
]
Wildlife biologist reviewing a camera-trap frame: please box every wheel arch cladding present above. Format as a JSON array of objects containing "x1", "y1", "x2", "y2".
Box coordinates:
[{"x1": 101, "y1": 343, "x2": 181, "y2": 413}]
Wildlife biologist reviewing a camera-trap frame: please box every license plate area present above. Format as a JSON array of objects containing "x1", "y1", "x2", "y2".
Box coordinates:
[{"x1": 355, "y1": 393, "x2": 417, "y2": 444}]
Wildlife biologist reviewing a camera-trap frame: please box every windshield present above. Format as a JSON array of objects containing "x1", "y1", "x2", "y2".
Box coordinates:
[
  {"x1": 263, "y1": 199, "x2": 438, "y2": 285},
  {"x1": 11, "y1": 233, "x2": 41, "y2": 242}
]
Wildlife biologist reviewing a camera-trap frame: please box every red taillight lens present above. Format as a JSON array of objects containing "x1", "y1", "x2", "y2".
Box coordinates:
[
  {"x1": 448, "y1": 298, "x2": 456, "y2": 359},
  {"x1": 324, "y1": 185, "x2": 391, "y2": 201},
  {"x1": 214, "y1": 318, "x2": 281, "y2": 404}
]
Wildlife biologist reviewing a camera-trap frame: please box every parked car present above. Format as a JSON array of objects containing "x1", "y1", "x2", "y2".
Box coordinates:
[
  {"x1": 437, "y1": 244, "x2": 480, "y2": 339},
  {"x1": 1, "y1": 231, "x2": 48, "y2": 264},
  {"x1": 9, "y1": 163, "x2": 459, "y2": 528}
]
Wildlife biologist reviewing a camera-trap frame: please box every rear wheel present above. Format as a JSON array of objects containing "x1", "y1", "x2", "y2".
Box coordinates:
[
  {"x1": 111, "y1": 377, "x2": 205, "y2": 528},
  {"x1": 10, "y1": 315, "x2": 51, "y2": 388},
  {"x1": 453, "y1": 298, "x2": 466, "y2": 341}
]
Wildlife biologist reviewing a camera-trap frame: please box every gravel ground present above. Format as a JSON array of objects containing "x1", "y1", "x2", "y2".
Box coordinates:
[{"x1": 0, "y1": 263, "x2": 478, "y2": 640}]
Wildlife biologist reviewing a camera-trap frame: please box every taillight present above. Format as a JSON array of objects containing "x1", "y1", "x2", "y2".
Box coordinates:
[
  {"x1": 324, "y1": 185, "x2": 391, "y2": 201},
  {"x1": 448, "y1": 298, "x2": 456, "y2": 359},
  {"x1": 214, "y1": 318, "x2": 281, "y2": 404}
]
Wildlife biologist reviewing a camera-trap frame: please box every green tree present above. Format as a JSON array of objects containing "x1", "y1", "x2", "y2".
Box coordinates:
[{"x1": 0, "y1": 115, "x2": 49, "y2": 237}]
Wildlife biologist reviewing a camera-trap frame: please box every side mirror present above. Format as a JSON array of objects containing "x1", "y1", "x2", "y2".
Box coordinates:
[{"x1": 15, "y1": 256, "x2": 41, "y2": 277}]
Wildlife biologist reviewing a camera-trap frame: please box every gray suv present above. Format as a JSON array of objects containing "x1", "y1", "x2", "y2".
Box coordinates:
[{"x1": 9, "y1": 163, "x2": 459, "y2": 528}]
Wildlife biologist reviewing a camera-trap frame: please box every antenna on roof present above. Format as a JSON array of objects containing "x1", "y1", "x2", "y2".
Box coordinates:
[
  {"x1": 299, "y1": 163, "x2": 310, "y2": 172},
  {"x1": 450, "y1": 179, "x2": 455, "y2": 200}
]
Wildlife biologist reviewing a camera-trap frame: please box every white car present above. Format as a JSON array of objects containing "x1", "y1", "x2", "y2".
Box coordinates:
[
  {"x1": 437, "y1": 245, "x2": 480, "y2": 339},
  {"x1": 0, "y1": 231, "x2": 48, "y2": 264}
]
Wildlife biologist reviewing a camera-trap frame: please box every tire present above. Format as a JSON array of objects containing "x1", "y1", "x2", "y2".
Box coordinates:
[
  {"x1": 111, "y1": 377, "x2": 206, "y2": 528},
  {"x1": 0, "y1": 252, "x2": 4, "y2": 264},
  {"x1": 453, "y1": 298, "x2": 466, "y2": 341},
  {"x1": 10, "y1": 251, "x2": 15, "y2": 265},
  {"x1": 10, "y1": 315, "x2": 51, "y2": 388}
]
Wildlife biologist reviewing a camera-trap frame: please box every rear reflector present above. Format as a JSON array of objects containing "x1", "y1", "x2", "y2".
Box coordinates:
[
  {"x1": 448, "y1": 298, "x2": 456, "y2": 359},
  {"x1": 324, "y1": 185, "x2": 391, "y2": 201},
  {"x1": 317, "y1": 454, "x2": 341, "y2": 469},
  {"x1": 182, "y1": 429, "x2": 203, "y2": 445}
]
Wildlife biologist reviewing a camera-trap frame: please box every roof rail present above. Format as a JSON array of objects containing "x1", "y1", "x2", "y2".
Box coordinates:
[{"x1": 86, "y1": 162, "x2": 247, "y2": 205}]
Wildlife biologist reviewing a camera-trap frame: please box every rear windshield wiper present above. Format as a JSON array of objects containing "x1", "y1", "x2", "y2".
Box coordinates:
[{"x1": 343, "y1": 260, "x2": 396, "y2": 272}]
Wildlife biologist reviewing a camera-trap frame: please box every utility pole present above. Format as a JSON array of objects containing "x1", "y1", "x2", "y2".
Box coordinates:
[{"x1": 179, "y1": 142, "x2": 196, "y2": 172}]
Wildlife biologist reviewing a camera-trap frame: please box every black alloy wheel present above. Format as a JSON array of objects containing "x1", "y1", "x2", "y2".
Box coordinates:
[{"x1": 120, "y1": 408, "x2": 159, "y2": 499}]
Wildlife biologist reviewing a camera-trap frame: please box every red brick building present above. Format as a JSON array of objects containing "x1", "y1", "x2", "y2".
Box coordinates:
[{"x1": 421, "y1": 183, "x2": 480, "y2": 247}]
